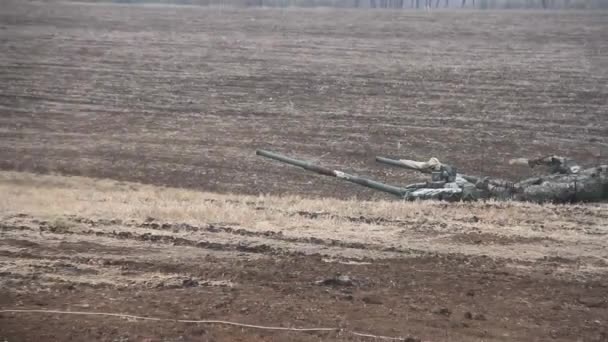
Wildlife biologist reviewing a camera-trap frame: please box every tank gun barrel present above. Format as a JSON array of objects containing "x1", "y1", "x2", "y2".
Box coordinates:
[
  {"x1": 375, "y1": 156, "x2": 431, "y2": 173},
  {"x1": 256, "y1": 150, "x2": 407, "y2": 198}
]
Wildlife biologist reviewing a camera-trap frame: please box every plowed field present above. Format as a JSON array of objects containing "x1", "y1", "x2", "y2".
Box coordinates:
[
  {"x1": 1, "y1": 2, "x2": 607, "y2": 199},
  {"x1": 1, "y1": 2, "x2": 607, "y2": 341}
]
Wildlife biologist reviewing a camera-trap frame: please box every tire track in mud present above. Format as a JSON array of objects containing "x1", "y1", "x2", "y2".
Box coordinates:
[
  {"x1": 130, "y1": 221, "x2": 420, "y2": 255},
  {"x1": 0, "y1": 218, "x2": 416, "y2": 259},
  {"x1": 16, "y1": 212, "x2": 426, "y2": 254},
  {"x1": 3, "y1": 210, "x2": 602, "y2": 261},
  {"x1": 1, "y1": 223, "x2": 293, "y2": 256},
  {"x1": 1, "y1": 217, "x2": 410, "y2": 290},
  {"x1": 0, "y1": 215, "x2": 417, "y2": 289},
  {"x1": 0, "y1": 252, "x2": 235, "y2": 290},
  {"x1": 2, "y1": 217, "x2": 606, "y2": 291},
  {"x1": 3, "y1": 217, "x2": 601, "y2": 268},
  {"x1": 3, "y1": 209, "x2": 607, "y2": 279},
  {"x1": 0, "y1": 233, "x2": 260, "y2": 290},
  {"x1": 0, "y1": 249, "x2": 210, "y2": 276}
]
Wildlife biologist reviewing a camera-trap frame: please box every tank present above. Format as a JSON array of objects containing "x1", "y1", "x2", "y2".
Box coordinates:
[
  {"x1": 375, "y1": 155, "x2": 608, "y2": 203},
  {"x1": 256, "y1": 150, "x2": 608, "y2": 203}
]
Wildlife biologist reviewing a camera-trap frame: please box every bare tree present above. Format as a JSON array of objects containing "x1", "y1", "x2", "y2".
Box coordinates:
[{"x1": 461, "y1": 0, "x2": 475, "y2": 7}]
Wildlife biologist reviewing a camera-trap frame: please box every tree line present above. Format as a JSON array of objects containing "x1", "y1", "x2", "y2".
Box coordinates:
[{"x1": 112, "y1": 0, "x2": 608, "y2": 8}]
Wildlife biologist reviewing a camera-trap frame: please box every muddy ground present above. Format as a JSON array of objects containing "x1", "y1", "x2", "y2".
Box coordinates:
[
  {"x1": 0, "y1": 2, "x2": 607, "y2": 199},
  {"x1": 1, "y1": 211, "x2": 607, "y2": 342}
]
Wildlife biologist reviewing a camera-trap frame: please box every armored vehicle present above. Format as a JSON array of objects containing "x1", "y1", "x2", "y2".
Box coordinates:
[{"x1": 256, "y1": 150, "x2": 608, "y2": 203}]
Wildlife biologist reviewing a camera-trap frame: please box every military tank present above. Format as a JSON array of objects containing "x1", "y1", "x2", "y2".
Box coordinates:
[{"x1": 256, "y1": 149, "x2": 608, "y2": 203}]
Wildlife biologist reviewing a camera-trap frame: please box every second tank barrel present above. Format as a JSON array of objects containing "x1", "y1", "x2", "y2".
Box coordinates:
[
  {"x1": 375, "y1": 156, "x2": 432, "y2": 173},
  {"x1": 376, "y1": 156, "x2": 410, "y2": 168}
]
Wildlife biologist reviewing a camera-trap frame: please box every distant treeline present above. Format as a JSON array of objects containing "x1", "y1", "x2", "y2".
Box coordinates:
[{"x1": 109, "y1": 0, "x2": 608, "y2": 8}]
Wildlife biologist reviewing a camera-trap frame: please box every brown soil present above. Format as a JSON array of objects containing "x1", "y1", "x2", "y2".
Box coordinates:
[
  {"x1": 0, "y1": 2, "x2": 607, "y2": 200},
  {"x1": 1, "y1": 217, "x2": 607, "y2": 342},
  {"x1": 1, "y1": 2, "x2": 608, "y2": 341},
  {"x1": 1, "y1": 173, "x2": 607, "y2": 341}
]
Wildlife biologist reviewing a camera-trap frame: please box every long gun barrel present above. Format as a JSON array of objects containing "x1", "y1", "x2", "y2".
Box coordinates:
[
  {"x1": 375, "y1": 156, "x2": 432, "y2": 173},
  {"x1": 256, "y1": 150, "x2": 408, "y2": 198}
]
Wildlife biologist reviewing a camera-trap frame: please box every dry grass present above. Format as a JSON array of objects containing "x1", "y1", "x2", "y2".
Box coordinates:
[
  {"x1": 1, "y1": 171, "x2": 607, "y2": 342},
  {"x1": 1, "y1": 170, "x2": 604, "y2": 226},
  {"x1": 1, "y1": 171, "x2": 607, "y2": 271}
]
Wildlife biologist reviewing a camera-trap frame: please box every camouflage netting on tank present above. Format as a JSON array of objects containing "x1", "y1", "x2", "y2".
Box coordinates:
[{"x1": 390, "y1": 156, "x2": 607, "y2": 203}]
